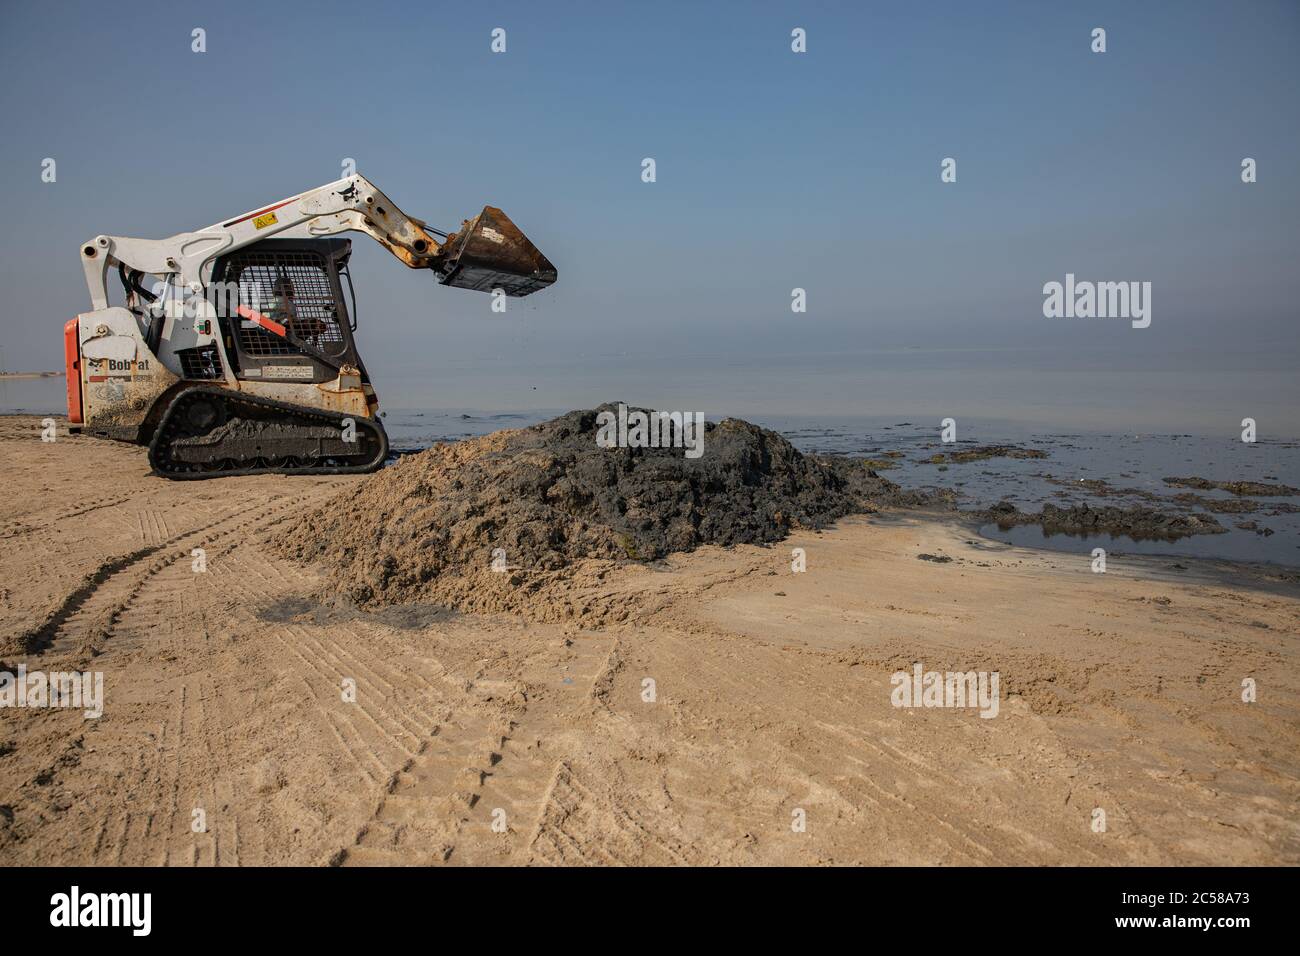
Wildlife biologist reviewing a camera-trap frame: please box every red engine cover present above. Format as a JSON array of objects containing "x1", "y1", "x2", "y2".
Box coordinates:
[{"x1": 63, "y1": 318, "x2": 82, "y2": 424}]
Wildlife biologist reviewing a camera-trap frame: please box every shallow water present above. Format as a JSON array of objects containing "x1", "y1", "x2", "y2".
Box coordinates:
[
  {"x1": 0, "y1": 375, "x2": 64, "y2": 415},
  {"x1": 759, "y1": 414, "x2": 1300, "y2": 567},
  {"x1": 5, "y1": 377, "x2": 1296, "y2": 567}
]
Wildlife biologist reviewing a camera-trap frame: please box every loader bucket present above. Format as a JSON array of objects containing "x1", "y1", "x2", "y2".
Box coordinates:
[{"x1": 435, "y1": 206, "x2": 557, "y2": 297}]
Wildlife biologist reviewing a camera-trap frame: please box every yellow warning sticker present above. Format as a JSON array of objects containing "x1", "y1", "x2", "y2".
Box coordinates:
[{"x1": 253, "y1": 212, "x2": 279, "y2": 230}]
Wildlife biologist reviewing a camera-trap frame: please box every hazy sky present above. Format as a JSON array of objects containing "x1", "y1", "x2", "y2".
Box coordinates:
[{"x1": 1, "y1": 0, "x2": 1296, "y2": 427}]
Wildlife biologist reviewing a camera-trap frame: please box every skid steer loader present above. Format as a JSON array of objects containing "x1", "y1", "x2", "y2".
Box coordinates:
[{"x1": 63, "y1": 174, "x2": 556, "y2": 478}]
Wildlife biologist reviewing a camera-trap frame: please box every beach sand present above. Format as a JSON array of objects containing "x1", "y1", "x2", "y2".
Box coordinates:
[{"x1": 1, "y1": 414, "x2": 1296, "y2": 865}]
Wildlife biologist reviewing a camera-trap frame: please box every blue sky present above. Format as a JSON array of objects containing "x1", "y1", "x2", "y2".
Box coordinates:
[{"x1": 1, "y1": 0, "x2": 1297, "y2": 415}]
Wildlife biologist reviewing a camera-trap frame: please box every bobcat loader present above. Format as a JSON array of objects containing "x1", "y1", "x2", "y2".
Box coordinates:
[{"x1": 64, "y1": 174, "x2": 556, "y2": 478}]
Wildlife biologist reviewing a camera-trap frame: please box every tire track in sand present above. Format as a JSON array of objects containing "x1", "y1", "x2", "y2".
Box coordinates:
[{"x1": 0, "y1": 490, "x2": 343, "y2": 865}]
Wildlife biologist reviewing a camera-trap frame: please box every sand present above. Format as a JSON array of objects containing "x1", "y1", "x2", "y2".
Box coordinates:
[{"x1": 1, "y1": 413, "x2": 1297, "y2": 865}]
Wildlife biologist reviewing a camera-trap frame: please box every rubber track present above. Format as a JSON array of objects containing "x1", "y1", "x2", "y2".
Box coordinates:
[{"x1": 148, "y1": 386, "x2": 388, "y2": 480}]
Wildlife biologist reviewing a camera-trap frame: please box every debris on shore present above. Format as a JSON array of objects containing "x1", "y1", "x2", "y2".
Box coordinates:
[
  {"x1": 1163, "y1": 476, "x2": 1300, "y2": 497},
  {"x1": 1168, "y1": 493, "x2": 1300, "y2": 515},
  {"x1": 983, "y1": 501, "x2": 1226, "y2": 540},
  {"x1": 1041, "y1": 476, "x2": 1298, "y2": 516},
  {"x1": 926, "y1": 445, "x2": 1048, "y2": 465}
]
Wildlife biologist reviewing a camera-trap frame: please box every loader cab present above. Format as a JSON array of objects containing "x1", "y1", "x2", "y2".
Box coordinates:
[{"x1": 208, "y1": 238, "x2": 369, "y2": 386}]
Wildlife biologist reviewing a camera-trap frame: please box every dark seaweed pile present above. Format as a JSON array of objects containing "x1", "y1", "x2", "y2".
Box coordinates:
[{"x1": 276, "y1": 404, "x2": 927, "y2": 604}]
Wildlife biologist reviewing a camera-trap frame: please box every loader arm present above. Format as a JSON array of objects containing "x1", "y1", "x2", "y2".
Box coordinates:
[{"x1": 79, "y1": 174, "x2": 450, "y2": 311}]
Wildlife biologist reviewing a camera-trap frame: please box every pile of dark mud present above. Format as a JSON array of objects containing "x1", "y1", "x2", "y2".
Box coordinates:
[{"x1": 274, "y1": 404, "x2": 929, "y2": 614}]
